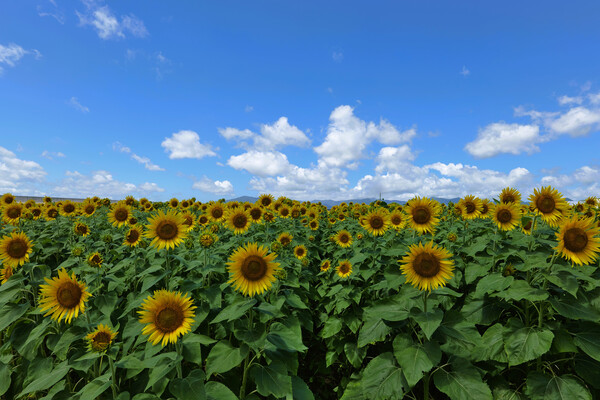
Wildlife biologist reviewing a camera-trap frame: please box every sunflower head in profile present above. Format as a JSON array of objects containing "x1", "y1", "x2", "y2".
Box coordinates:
[
  {"x1": 207, "y1": 203, "x2": 226, "y2": 222},
  {"x1": 528, "y1": 186, "x2": 568, "y2": 228},
  {"x1": 320, "y1": 259, "x2": 331, "y2": 272},
  {"x1": 459, "y1": 195, "x2": 482, "y2": 220},
  {"x1": 38, "y1": 268, "x2": 91, "y2": 323},
  {"x1": 554, "y1": 217, "x2": 600, "y2": 266},
  {"x1": 1, "y1": 265, "x2": 14, "y2": 284},
  {"x1": 107, "y1": 202, "x2": 131, "y2": 228},
  {"x1": 479, "y1": 199, "x2": 492, "y2": 219},
  {"x1": 72, "y1": 222, "x2": 89, "y2": 237},
  {"x1": 263, "y1": 211, "x2": 275, "y2": 223},
  {"x1": 336, "y1": 260, "x2": 352, "y2": 278},
  {"x1": 334, "y1": 230, "x2": 353, "y2": 248},
  {"x1": 199, "y1": 232, "x2": 218, "y2": 248},
  {"x1": 124, "y1": 226, "x2": 143, "y2": 247},
  {"x1": 60, "y1": 200, "x2": 78, "y2": 217},
  {"x1": 248, "y1": 206, "x2": 263, "y2": 223},
  {"x1": 399, "y1": 241, "x2": 455, "y2": 292},
  {"x1": 2, "y1": 203, "x2": 23, "y2": 225},
  {"x1": 362, "y1": 209, "x2": 390, "y2": 236},
  {"x1": 86, "y1": 324, "x2": 117, "y2": 353},
  {"x1": 277, "y1": 232, "x2": 293, "y2": 247},
  {"x1": 1, "y1": 193, "x2": 15, "y2": 206},
  {"x1": 227, "y1": 242, "x2": 281, "y2": 297},
  {"x1": 521, "y1": 218, "x2": 536, "y2": 235},
  {"x1": 404, "y1": 197, "x2": 441, "y2": 234},
  {"x1": 0, "y1": 231, "x2": 34, "y2": 268},
  {"x1": 226, "y1": 208, "x2": 252, "y2": 235},
  {"x1": 499, "y1": 187, "x2": 522, "y2": 204},
  {"x1": 492, "y1": 203, "x2": 522, "y2": 231},
  {"x1": 180, "y1": 212, "x2": 196, "y2": 231},
  {"x1": 138, "y1": 289, "x2": 196, "y2": 347},
  {"x1": 144, "y1": 209, "x2": 188, "y2": 250},
  {"x1": 294, "y1": 244, "x2": 307, "y2": 260},
  {"x1": 389, "y1": 211, "x2": 405, "y2": 230},
  {"x1": 87, "y1": 252, "x2": 103, "y2": 268}
]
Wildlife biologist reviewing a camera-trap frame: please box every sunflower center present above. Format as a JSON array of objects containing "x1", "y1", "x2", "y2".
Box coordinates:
[
  {"x1": 261, "y1": 198, "x2": 271, "y2": 206},
  {"x1": 413, "y1": 207, "x2": 431, "y2": 224},
  {"x1": 339, "y1": 263, "x2": 350, "y2": 274},
  {"x1": 7, "y1": 207, "x2": 21, "y2": 219},
  {"x1": 481, "y1": 204, "x2": 489, "y2": 214},
  {"x1": 57, "y1": 282, "x2": 82, "y2": 308},
  {"x1": 523, "y1": 221, "x2": 532, "y2": 230},
  {"x1": 503, "y1": 195, "x2": 515, "y2": 203},
  {"x1": 564, "y1": 228, "x2": 588, "y2": 252},
  {"x1": 412, "y1": 253, "x2": 441, "y2": 278},
  {"x1": 497, "y1": 209, "x2": 512, "y2": 223},
  {"x1": 281, "y1": 208, "x2": 290, "y2": 217},
  {"x1": 369, "y1": 216, "x2": 384, "y2": 229},
  {"x1": 91, "y1": 255, "x2": 101, "y2": 264},
  {"x1": 280, "y1": 237, "x2": 290, "y2": 246},
  {"x1": 250, "y1": 209, "x2": 261, "y2": 220},
  {"x1": 156, "y1": 220, "x2": 178, "y2": 240},
  {"x1": 48, "y1": 209, "x2": 58, "y2": 218},
  {"x1": 233, "y1": 214, "x2": 248, "y2": 228},
  {"x1": 340, "y1": 234, "x2": 350, "y2": 243},
  {"x1": 296, "y1": 248, "x2": 305, "y2": 256},
  {"x1": 391, "y1": 216, "x2": 402, "y2": 225},
  {"x1": 465, "y1": 202, "x2": 476, "y2": 214},
  {"x1": 7, "y1": 239, "x2": 27, "y2": 258},
  {"x1": 76, "y1": 225, "x2": 87, "y2": 234},
  {"x1": 199, "y1": 216, "x2": 208, "y2": 224},
  {"x1": 211, "y1": 208, "x2": 223, "y2": 219},
  {"x1": 64, "y1": 204, "x2": 75, "y2": 213},
  {"x1": 241, "y1": 256, "x2": 267, "y2": 281},
  {"x1": 183, "y1": 216, "x2": 193, "y2": 226},
  {"x1": 32, "y1": 209, "x2": 42, "y2": 217},
  {"x1": 156, "y1": 307, "x2": 184, "y2": 333},
  {"x1": 537, "y1": 195, "x2": 555, "y2": 214},
  {"x1": 127, "y1": 230, "x2": 140, "y2": 243},
  {"x1": 115, "y1": 209, "x2": 128, "y2": 221},
  {"x1": 93, "y1": 332, "x2": 112, "y2": 346}
]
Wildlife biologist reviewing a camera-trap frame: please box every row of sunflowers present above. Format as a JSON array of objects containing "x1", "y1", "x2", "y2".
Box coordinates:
[{"x1": 0, "y1": 187, "x2": 600, "y2": 399}]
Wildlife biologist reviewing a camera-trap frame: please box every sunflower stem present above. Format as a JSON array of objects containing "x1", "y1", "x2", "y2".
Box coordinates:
[
  {"x1": 240, "y1": 308, "x2": 254, "y2": 399},
  {"x1": 175, "y1": 341, "x2": 183, "y2": 379},
  {"x1": 423, "y1": 370, "x2": 431, "y2": 400},
  {"x1": 423, "y1": 291, "x2": 429, "y2": 313},
  {"x1": 98, "y1": 354, "x2": 103, "y2": 378},
  {"x1": 109, "y1": 356, "x2": 118, "y2": 398},
  {"x1": 165, "y1": 249, "x2": 171, "y2": 290}
]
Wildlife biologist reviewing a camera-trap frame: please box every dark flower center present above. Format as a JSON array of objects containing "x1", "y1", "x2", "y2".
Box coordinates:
[
  {"x1": 537, "y1": 195, "x2": 555, "y2": 214},
  {"x1": 564, "y1": 228, "x2": 588, "y2": 253},
  {"x1": 413, "y1": 252, "x2": 441, "y2": 278},
  {"x1": 241, "y1": 256, "x2": 267, "y2": 281},
  {"x1": 211, "y1": 208, "x2": 223, "y2": 219},
  {"x1": 413, "y1": 207, "x2": 431, "y2": 224},
  {"x1": 465, "y1": 202, "x2": 476, "y2": 214},
  {"x1": 57, "y1": 282, "x2": 82, "y2": 308},
  {"x1": 114, "y1": 209, "x2": 128, "y2": 221},
  {"x1": 369, "y1": 216, "x2": 384, "y2": 229},
  {"x1": 233, "y1": 214, "x2": 248, "y2": 228},
  {"x1": 8, "y1": 239, "x2": 27, "y2": 258},
  {"x1": 157, "y1": 221, "x2": 178, "y2": 240},
  {"x1": 64, "y1": 204, "x2": 75, "y2": 213},
  {"x1": 6, "y1": 207, "x2": 21, "y2": 219},
  {"x1": 156, "y1": 307, "x2": 183, "y2": 332},
  {"x1": 497, "y1": 209, "x2": 512, "y2": 223},
  {"x1": 127, "y1": 230, "x2": 140, "y2": 243}
]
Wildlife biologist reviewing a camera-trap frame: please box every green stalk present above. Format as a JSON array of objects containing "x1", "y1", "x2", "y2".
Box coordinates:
[
  {"x1": 109, "y1": 356, "x2": 118, "y2": 398},
  {"x1": 423, "y1": 291, "x2": 429, "y2": 314},
  {"x1": 239, "y1": 309, "x2": 254, "y2": 399},
  {"x1": 423, "y1": 371, "x2": 431, "y2": 400},
  {"x1": 175, "y1": 341, "x2": 183, "y2": 379}
]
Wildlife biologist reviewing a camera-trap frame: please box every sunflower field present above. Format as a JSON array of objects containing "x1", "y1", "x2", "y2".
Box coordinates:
[{"x1": 1, "y1": 188, "x2": 600, "y2": 400}]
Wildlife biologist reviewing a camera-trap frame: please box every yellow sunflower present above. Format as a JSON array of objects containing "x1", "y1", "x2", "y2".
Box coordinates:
[
  {"x1": 199, "y1": 232, "x2": 218, "y2": 248},
  {"x1": 207, "y1": 203, "x2": 226, "y2": 222},
  {"x1": 554, "y1": 217, "x2": 600, "y2": 266},
  {"x1": 0, "y1": 231, "x2": 33, "y2": 268},
  {"x1": 44, "y1": 205, "x2": 59, "y2": 221},
  {"x1": 308, "y1": 219, "x2": 319, "y2": 230},
  {"x1": 43, "y1": 196, "x2": 52, "y2": 204},
  {"x1": 107, "y1": 202, "x2": 131, "y2": 228},
  {"x1": 528, "y1": 186, "x2": 568, "y2": 228},
  {"x1": 30, "y1": 206, "x2": 43, "y2": 220},
  {"x1": 227, "y1": 242, "x2": 281, "y2": 297},
  {"x1": 521, "y1": 217, "x2": 536, "y2": 235},
  {"x1": 197, "y1": 214, "x2": 210, "y2": 226},
  {"x1": 277, "y1": 232, "x2": 293, "y2": 247},
  {"x1": 334, "y1": 230, "x2": 353, "y2": 248},
  {"x1": 499, "y1": 187, "x2": 522, "y2": 204},
  {"x1": 87, "y1": 252, "x2": 103, "y2": 268},
  {"x1": 248, "y1": 206, "x2": 263, "y2": 223},
  {"x1": 124, "y1": 225, "x2": 143, "y2": 247},
  {"x1": 60, "y1": 200, "x2": 78, "y2": 217},
  {"x1": 479, "y1": 199, "x2": 492, "y2": 219},
  {"x1": 294, "y1": 245, "x2": 307, "y2": 260},
  {"x1": 278, "y1": 205, "x2": 291, "y2": 219},
  {"x1": 169, "y1": 198, "x2": 179, "y2": 208},
  {"x1": 362, "y1": 209, "x2": 390, "y2": 236},
  {"x1": 1, "y1": 265, "x2": 14, "y2": 284},
  {"x1": 86, "y1": 324, "x2": 118, "y2": 353},
  {"x1": 2, "y1": 203, "x2": 23, "y2": 225},
  {"x1": 584, "y1": 196, "x2": 598, "y2": 207},
  {"x1": 320, "y1": 259, "x2": 331, "y2": 272},
  {"x1": 1, "y1": 193, "x2": 15, "y2": 206},
  {"x1": 336, "y1": 260, "x2": 353, "y2": 278},
  {"x1": 389, "y1": 210, "x2": 406, "y2": 230},
  {"x1": 404, "y1": 197, "x2": 441, "y2": 234},
  {"x1": 144, "y1": 209, "x2": 188, "y2": 250},
  {"x1": 399, "y1": 241, "x2": 455, "y2": 292},
  {"x1": 459, "y1": 195, "x2": 482, "y2": 220},
  {"x1": 138, "y1": 289, "x2": 196, "y2": 347},
  {"x1": 73, "y1": 222, "x2": 90, "y2": 237},
  {"x1": 226, "y1": 208, "x2": 252, "y2": 235},
  {"x1": 180, "y1": 212, "x2": 196, "y2": 231},
  {"x1": 492, "y1": 203, "x2": 522, "y2": 231},
  {"x1": 38, "y1": 268, "x2": 91, "y2": 323},
  {"x1": 80, "y1": 201, "x2": 96, "y2": 217}
]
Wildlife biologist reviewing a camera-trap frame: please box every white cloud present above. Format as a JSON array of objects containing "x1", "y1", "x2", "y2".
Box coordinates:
[
  {"x1": 41, "y1": 150, "x2": 66, "y2": 160},
  {"x1": 588, "y1": 92, "x2": 600, "y2": 105},
  {"x1": 138, "y1": 182, "x2": 165, "y2": 192},
  {"x1": 113, "y1": 142, "x2": 164, "y2": 171},
  {"x1": 37, "y1": 5, "x2": 65, "y2": 24},
  {"x1": 245, "y1": 105, "x2": 254, "y2": 112},
  {"x1": 161, "y1": 130, "x2": 216, "y2": 159},
  {"x1": 540, "y1": 165, "x2": 600, "y2": 200},
  {"x1": 220, "y1": 117, "x2": 310, "y2": 151},
  {"x1": 460, "y1": 66, "x2": 470, "y2": 76},
  {"x1": 557, "y1": 95, "x2": 583, "y2": 106},
  {"x1": 113, "y1": 142, "x2": 131, "y2": 153},
  {"x1": 218, "y1": 127, "x2": 255, "y2": 141},
  {"x1": 77, "y1": 4, "x2": 148, "y2": 40},
  {"x1": 375, "y1": 145, "x2": 415, "y2": 173},
  {"x1": 68, "y1": 97, "x2": 90, "y2": 113},
  {"x1": 227, "y1": 151, "x2": 291, "y2": 177},
  {"x1": 464, "y1": 122, "x2": 543, "y2": 158},
  {"x1": 547, "y1": 106, "x2": 600, "y2": 137},
  {"x1": 192, "y1": 176, "x2": 234, "y2": 195},
  {"x1": 0, "y1": 43, "x2": 41, "y2": 75},
  {"x1": 314, "y1": 105, "x2": 415, "y2": 168},
  {"x1": 0, "y1": 147, "x2": 47, "y2": 193},
  {"x1": 332, "y1": 51, "x2": 344, "y2": 62},
  {"x1": 53, "y1": 170, "x2": 163, "y2": 198}
]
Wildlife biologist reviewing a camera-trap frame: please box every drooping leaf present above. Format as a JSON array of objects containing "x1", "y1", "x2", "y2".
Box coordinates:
[
  {"x1": 525, "y1": 372, "x2": 592, "y2": 400},
  {"x1": 205, "y1": 341, "x2": 249, "y2": 377},
  {"x1": 357, "y1": 318, "x2": 391, "y2": 348},
  {"x1": 411, "y1": 308, "x2": 443, "y2": 340},
  {"x1": 433, "y1": 359, "x2": 492, "y2": 400},
  {"x1": 250, "y1": 364, "x2": 292, "y2": 399},
  {"x1": 169, "y1": 369, "x2": 206, "y2": 400},
  {"x1": 393, "y1": 334, "x2": 441, "y2": 388},
  {"x1": 504, "y1": 326, "x2": 554, "y2": 366}
]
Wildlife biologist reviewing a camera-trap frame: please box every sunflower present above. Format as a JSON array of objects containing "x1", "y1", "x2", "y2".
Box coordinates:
[
  {"x1": 44, "y1": 205, "x2": 59, "y2": 221},
  {"x1": 263, "y1": 211, "x2": 275, "y2": 223},
  {"x1": 87, "y1": 252, "x2": 103, "y2": 268},
  {"x1": 492, "y1": 203, "x2": 522, "y2": 231},
  {"x1": 521, "y1": 218, "x2": 536, "y2": 235},
  {"x1": 320, "y1": 259, "x2": 331, "y2": 272},
  {"x1": 207, "y1": 203, "x2": 226, "y2": 222},
  {"x1": 226, "y1": 208, "x2": 252, "y2": 235},
  {"x1": 334, "y1": 230, "x2": 353, "y2": 248},
  {"x1": 479, "y1": 199, "x2": 492, "y2": 219},
  {"x1": 0, "y1": 231, "x2": 33, "y2": 268},
  {"x1": 277, "y1": 232, "x2": 293, "y2": 247},
  {"x1": 2, "y1": 203, "x2": 23, "y2": 225},
  {"x1": 227, "y1": 242, "x2": 281, "y2": 297},
  {"x1": 73, "y1": 222, "x2": 90, "y2": 237},
  {"x1": 278, "y1": 205, "x2": 291, "y2": 219},
  {"x1": 1, "y1": 265, "x2": 14, "y2": 284},
  {"x1": 362, "y1": 209, "x2": 390, "y2": 236},
  {"x1": 86, "y1": 324, "x2": 117, "y2": 353},
  {"x1": 1, "y1": 193, "x2": 15, "y2": 206},
  {"x1": 389, "y1": 211, "x2": 405, "y2": 230},
  {"x1": 248, "y1": 206, "x2": 263, "y2": 223},
  {"x1": 404, "y1": 197, "x2": 440, "y2": 234},
  {"x1": 43, "y1": 196, "x2": 52, "y2": 204},
  {"x1": 197, "y1": 214, "x2": 210, "y2": 226},
  {"x1": 399, "y1": 241, "x2": 455, "y2": 292},
  {"x1": 499, "y1": 187, "x2": 522, "y2": 204},
  {"x1": 125, "y1": 195, "x2": 136, "y2": 206},
  {"x1": 108, "y1": 202, "x2": 131, "y2": 228},
  {"x1": 38, "y1": 268, "x2": 91, "y2": 323},
  {"x1": 60, "y1": 200, "x2": 78, "y2": 217},
  {"x1": 180, "y1": 212, "x2": 196, "y2": 231},
  {"x1": 138, "y1": 289, "x2": 196, "y2": 347},
  {"x1": 199, "y1": 232, "x2": 218, "y2": 248},
  {"x1": 30, "y1": 206, "x2": 43, "y2": 220},
  {"x1": 528, "y1": 186, "x2": 568, "y2": 228},
  {"x1": 144, "y1": 209, "x2": 188, "y2": 250},
  {"x1": 308, "y1": 219, "x2": 319, "y2": 230},
  {"x1": 336, "y1": 260, "x2": 352, "y2": 278},
  {"x1": 554, "y1": 217, "x2": 600, "y2": 266},
  {"x1": 80, "y1": 201, "x2": 96, "y2": 217},
  {"x1": 294, "y1": 245, "x2": 307, "y2": 260},
  {"x1": 459, "y1": 195, "x2": 482, "y2": 220},
  {"x1": 124, "y1": 225, "x2": 143, "y2": 247},
  {"x1": 584, "y1": 196, "x2": 598, "y2": 207}
]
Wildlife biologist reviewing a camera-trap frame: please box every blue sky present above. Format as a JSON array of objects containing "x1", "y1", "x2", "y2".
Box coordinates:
[{"x1": 1, "y1": 1, "x2": 600, "y2": 202}]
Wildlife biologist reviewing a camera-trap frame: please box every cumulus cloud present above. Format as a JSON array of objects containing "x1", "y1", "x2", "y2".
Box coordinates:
[
  {"x1": 220, "y1": 117, "x2": 310, "y2": 151},
  {"x1": 161, "y1": 130, "x2": 216, "y2": 159},
  {"x1": 464, "y1": 123, "x2": 544, "y2": 158},
  {"x1": 76, "y1": 3, "x2": 148, "y2": 40},
  {"x1": 0, "y1": 146, "x2": 47, "y2": 193},
  {"x1": 192, "y1": 176, "x2": 234, "y2": 195},
  {"x1": 546, "y1": 106, "x2": 600, "y2": 137},
  {"x1": 68, "y1": 97, "x2": 89, "y2": 113},
  {"x1": 374, "y1": 145, "x2": 415, "y2": 173},
  {"x1": 53, "y1": 170, "x2": 163, "y2": 198},
  {"x1": 218, "y1": 127, "x2": 255, "y2": 141},
  {"x1": 227, "y1": 151, "x2": 291, "y2": 177},
  {"x1": 0, "y1": 43, "x2": 41, "y2": 75},
  {"x1": 540, "y1": 165, "x2": 600, "y2": 200},
  {"x1": 589, "y1": 92, "x2": 600, "y2": 105}
]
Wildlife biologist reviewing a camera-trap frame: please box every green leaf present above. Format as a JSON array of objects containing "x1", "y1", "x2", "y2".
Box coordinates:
[
  {"x1": 393, "y1": 334, "x2": 441, "y2": 388},
  {"x1": 0, "y1": 276, "x2": 26, "y2": 307},
  {"x1": 291, "y1": 376, "x2": 315, "y2": 400},
  {"x1": 525, "y1": 372, "x2": 592, "y2": 400},
  {"x1": 460, "y1": 296, "x2": 502, "y2": 325},
  {"x1": 411, "y1": 308, "x2": 443, "y2": 340},
  {"x1": 0, "y1": 302, "x2": 29, "y2": 331},
  {"x1": 550, "y1": 294, "x2": 600, "y2": 322},
  {"x1": 433, "y1": 359, "x2": 492, "y2": 400},
  {"x1": 475, "y1": 323, "x2": 507, "y2": 362},
  {"x1": 321, "y1": 317, "x2": 343, "y2": 338},
  {"x1": 344, "y1": 342, "x2": 367, "y2": 368},
  {"x1": 357, "y1": 318, "x2": 391, "y2": 348},
  {"x1": 250, "y1": 364, "x2": 292, "y2": 398},
  {"x1": 505, "y1": 326, "x2": 554, "y2": 366},
  {"x1": 75, "y1": 373, "x2": 111, "y2": 400},
  {"x1": 0, "y1": 362, "x2": 11, "y2": 396},
  {"x1": 362, "y1": 295, "x2": 412, "y2": 322},
  {"x1": 267, "y1": 321, "x2": 307, "y2": 352},
  {"x1": 475, "y1": 273, "x2": 513, "y2": 296},
  {"x1": 18, "y1": 361, "x2": 70, "y2": 398},
  {"x1": 205, "y1": 341, "x2": 249, "y2": 377},
  {"x1": 169, "y1": 369, "x2": 206, "y2": 400},
  {"x1": 492, "y1": 280, "x2": 548, "y2": 302},
  {"x1": 545, "y1": 270, "x2": 579, "y2": 297},
  {"x1": 210, "y1": 298, "x2": 256, "y2": 324},
  {"x1": 145, "y1": 353, "x2": 182, "y2": 390},
  {"x1": 342, "y1": 353, "x2": 405, "y2": 400},
  {"x1": 574, "y1": 355, "x2": 600, "y2": 390},
  {"x1": 573, "y1": 325, "x2": 600, "y2": 362},
  {"x1": 205, "y1": 381, "x2": 238, "y2": 400},
  {"x1": 285, "y1": 292, "x2": 308, "y2": 309},
  {"x1": 551, "y1": 329, "x2": 578, "y2": 353}
]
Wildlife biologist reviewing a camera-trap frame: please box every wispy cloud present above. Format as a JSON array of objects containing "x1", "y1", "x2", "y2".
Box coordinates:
[
  {"x1": 113, "y1": 142, "x2": 165, "y2": 171},
  {"x1": 76, "y1": 2, "x2": 148, "y2": 40},
  {"x1": 68, "y1": 97, "x2": 90, "y2": 113},
  {"x1": 332, "y1": 51, "x2": 344, "y2": 62},
  {"x1": 0, "y1": 43, "x2": 42, "y2": 75},
  {"x1": 41, "y1": 150, "x2": 66, "y2": 160},
  {"x1": 245, "y1": 105, "x2": 254, "y2": 112},
  {"x1": 460, "y1": 65, "x2": 470, "y2": 76}
]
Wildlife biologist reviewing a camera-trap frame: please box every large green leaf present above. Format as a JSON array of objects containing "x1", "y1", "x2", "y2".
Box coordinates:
[
  {"x1": 291, "y1": 376, "x2": 315, "y2": 400},
  {"x1": 573, "y1": 325, "x2": 600, "y2": 362},
  {"x1": 475, "y1": 323, "x2": 507, "y2": 362},
  {"x1": 0, "y1": 362, "x2": 11, "y2": 396},
  {"x1": 475, "y1": 273, "x2": 513, "y2": 297},
  {"x1": 460, "y1": 296, "x2": 502, "y2": 325},
  {"x1": 321, "y1": 317, "x2": 343, "y2": 338},
  {"x1": 550, "y1": 294, "x2": 600, "y2": 322},
  {"x1": 250, "y1": 364, "x2": 292, "y2": 398},
  {"x1": 393, "y1": 334, "x2": 440, "y2": 388},
  {"x1": 75, "y1": 373, "x2": 111, "y2": 400},
  {"x1": 18, "y1": 361, "x2": 70, "y2": 398},
  {"x1": 525, "y1": 372, "x2": 592, "y2": 400},
  {"x1": 504, "y1": 326, "x2": 554, "y2": 366},
  {"x1": 492, "y1": 280, "x2": 548, "y2": 302},
  {"x1": 357, "y1": 318, "x2": 391, "y2": 348},
  {"x1": 210, "y1": 297, "x2": 256, "y2": 324},
  {"x1": 205, "y1": 341, "x2": 249, "y2": 377},
  {"x1": 344, "y1": 342, "x2": 367, "y2": 368},
  {"x1": 411, "y1": 308, "x2": 443, "y2": 340},
  {"x1": 574, "y1": 355, "x2": 600, "y2": 390},
  {"x1": 341, "y1": 353, "x2": 405, "y2": 400},
  {"x1": 433, "y1": 359, "x2": 492, "y2": 400},
  {"x1": 169, "y1": 369, "x2": 206, "y2": 400},
  {"x1": 0, "y1": 302, "x2": 29, "y2": 331},
  {"x1": 267, "y1": 321, "x2": 308, "y2": 352},
  {"x1": 205, "y1": 381, "x2": 238, "y2": 400},
  {"x1": 145, "y1": 353, "x2": 182, "y2": 390}
]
